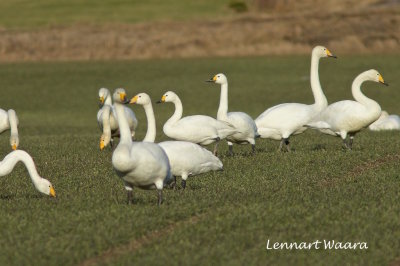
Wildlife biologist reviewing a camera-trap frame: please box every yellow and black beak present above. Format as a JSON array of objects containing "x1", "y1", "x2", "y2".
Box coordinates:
[
  {"x1": 50, "y1": 186, "x2": 56, "y2": 197},
  {"x1": 206, "y1": 75, "x2": 217, "y2": 82},
  {"x1": 130, "y1": 95, "x2": 138, "y2": 104},
  {"x1": 326, "y1": 49, "x2": 337, "y2": 58},
  {"x1": 12, "y1": 144, "x2": 17, "y2": 150},
  {"x1": 99, "y1": 96, "x2": 105, "y2": 104},
  {"x1": 379, "y1": 75, "x2": 389, "y2": 86},
  {"x1": 156, "y1": 95, "x2": 166, "y2": 104},
  {"x1": 119, "y1": 92, "x2": 129, "y2": 104},
  {"x1": 100, "y1": 139, "x2": 105, "y2": 150}
]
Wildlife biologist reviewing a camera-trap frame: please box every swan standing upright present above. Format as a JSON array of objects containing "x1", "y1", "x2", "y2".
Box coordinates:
[
  {"x1": 0, "y1": 150, "x2": 56, "y2": 197},
  {"x1": 97, "y1": 88, "x2": 138, "y2": 150},
  {"x1": 0, "y1": 109, "x2": 19, "y2": 150},
  {"x1": 111, "y1": 88, "x2": 171, "y2": 205},
  {"x1": 129, "y1": 93, "x2": 223, "y2": 189},
  {"x1": 368, "y1": 111, "x2": 400, "y2": 131},
  {"x1": 206, "y1": 73, "x2": 258, "y2": 155},
  {"x1": 157, "y1": 91, "x2": 237, "y2": 155},
  {"x1": 255, "y1": 46, "x2": 336, "y2": 151},
  {"x1": 307, "y1": 69, "x2": 388, "y2": 149}
]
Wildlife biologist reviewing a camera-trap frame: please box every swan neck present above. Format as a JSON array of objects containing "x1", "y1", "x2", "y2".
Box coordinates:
[
  {"x1": 217, "y1": 83, "x2": 229, "y2": 120},
  {"x1": 143, "y1": 102, "x2": 157, "y2": 142},
  {"x1": 310, "y1": 54, "x2": 327, "y2": 110},
  {"x1": 352, "y1": 76, "x2": 380, "y2": 110},
  {"x1": 102, "y1": 106, "x2": 112, "y2": 137},
  {"x1": 0, "y1": 150, "x2": 41, "y2": 184},
  {"x1": 104, "y1": 95, "x2": 113, "y2": 106},
  {"x1": 7, "y1": 110, "x2": 18, "y2": 136},
  {"x1": 114, "y1": 103, "x2": 132, "y2": 144},
  {"x1": 168, "y1": 97, "x2": 183, "y2": 124}
]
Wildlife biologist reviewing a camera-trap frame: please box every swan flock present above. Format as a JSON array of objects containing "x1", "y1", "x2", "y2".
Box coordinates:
[{"x1": 0, "y1": 45, "x2": 395, "y2": 204}]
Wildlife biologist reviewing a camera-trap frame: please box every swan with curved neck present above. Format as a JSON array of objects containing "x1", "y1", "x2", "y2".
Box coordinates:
[
  {"x1": 111, "y1": 88, "x2": 171, "y2": 205},
  {"x1": 206, "y1": 73, "x2": 259, "y2": 155},
  {"x1": 97, "y1": 88, "x2": 138, "y2": 150},
  {"x1": 0, "y1": 109, "x2": 19, "y2": 150},
  {"x1": 0, "y1": 150, "x2": 56, "y2": 197},
  {"x1": 130, "y1": 93, "x2": 223, "y2": 189},
  {"x1": 369, "y1": 111, "x2": 400, "y2": 131},
  {"x1": 307, "y1": 69, "x2": 388, "y2": 149},
  {"x1": 255, "y1": 46, "x2": 336, "y2": 151},
  {"x1": 157, "y1": 91, "x2": 237, "y2": 155}
]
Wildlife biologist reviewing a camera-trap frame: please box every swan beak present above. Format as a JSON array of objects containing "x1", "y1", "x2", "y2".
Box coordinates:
[
  {"x1": 326, "y1": 49, "x2": 337, "y2": 58},
  {"x1": 99, "y1": 96, "x2": 105, "y2": 104},
  {"x1": 130, "y1": 96, "x2": 138, "y2": 104},
  {"x1": 100, "y1": 139, "x2": 105, "y2": 150},
  {"x1": 12, "y1": 144, "x2": 17, "y2": 150},
  {"x1": 50, "y1": 186, "x2": 56, "y2": 197},
  {"x1": 206, "y1": 75, "x2": 217, "y2": 82},
  {"x1": 156, "y1": 95, "x2": 166, "y2": 104},
  {"x1": 379, "y1": 75, "x2": 389, "y2": 86}
]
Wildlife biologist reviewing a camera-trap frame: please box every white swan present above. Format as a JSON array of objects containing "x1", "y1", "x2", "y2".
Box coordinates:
[
  {"x1": 369, "y1": 111, "x2": 400, "y2": 131},
  {"x1": 97, "y1": 88, "x2": 138, "y2": 150},
  {"x1": 255, "y1": 46, "x2": 336, "y2": 151},
  {"x1": 157, "y1": 91, "x2": 237, "y2": 155},
  {"x1": 206, "y1": 73, "x2": 259, "y2": 155},
  {"x1": 111, "y1": 88, "x2": 172, "y2": 205},
  {"x1": 130, "y1": 93, "x2": 223, "y2": 189},
  {"x1": 306, "y1": 69, "x2": 388, "y2": 149},
  {"x1": 0, "y1": 150, "x2": 56, "y2": 197},
  {"x1": 0, "y1": 109, "x2": 19, "y2": 150}
]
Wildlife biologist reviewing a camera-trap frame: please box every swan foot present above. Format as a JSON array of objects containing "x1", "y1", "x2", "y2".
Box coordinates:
[
  {"x1": 126, "y1": 190, "x2": 133, "y2": 205},
  {"x1": 170, "y1": 176, "x2": 177, "y2": 190},
  {"x1": 181, "y1": 180, "x2": 186, "y2": 189},
  {"x1": 228, "y1": 145, "x2": 234, "y2": 156},
  {"x1": 279, "y1": 138, "x2": 291, "y2": 152},
  {"x1": 342, "y1": 139, "x2": 352, "y2": 151},
  {"x1": 157, "y1": 190, "x2": 163, "y2": 206}
]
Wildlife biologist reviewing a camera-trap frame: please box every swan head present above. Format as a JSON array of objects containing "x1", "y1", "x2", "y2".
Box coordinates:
[
  {"x1": 99, "y1": 133, "x2": 111, "y2": 150},
  {"x1": 10, "y1": 134, "x2": 19, "y2": 150},
  {"x1": 129, "y1": 93, "x2": 151, "y2": 105},
  {"x1": 35, "y1": 178, "x2": 56, "y2": 197},
  {"x1": 98, "y1": 88, "x2": 110, "y2": 106},
  {"x1": 363, "y1": 69, "x2": 389, "y2": 86},
  {"x1": 156, "y1": 91, "x2": 177, "y2": 103},
  {"x1": 313, "y1": 46, "x2": 337, "y2": 59},
  {"x1": 206, "y1": 73, "x2": 228, "y2": 85},
  {"x1": 113, "y1": 88, "x2": 129, "y2": 104}
]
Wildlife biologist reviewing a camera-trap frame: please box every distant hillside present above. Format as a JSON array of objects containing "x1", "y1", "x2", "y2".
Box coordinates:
[{"x1": 0, "y1": 0, "x2": 399, "y2": 61}]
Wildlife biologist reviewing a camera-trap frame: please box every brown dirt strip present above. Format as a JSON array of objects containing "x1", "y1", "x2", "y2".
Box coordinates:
[
  {"x1": 319, "y1": 153, "x2": 400, "y2": 188},
  {"x1": 0, "y1": 5, "x2": 399, "y2": 62},
  {"x1": 79, "y1": 213, "x2": 203, "y2": 266}
]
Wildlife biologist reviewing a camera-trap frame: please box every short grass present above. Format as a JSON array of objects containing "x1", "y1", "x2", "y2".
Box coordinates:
[
  {"x1": 0, "y1": 0, "x2": 234, "y2": 29},
  {"x1": 0, "y1": 55, "x2": 400, "y2": 265}
]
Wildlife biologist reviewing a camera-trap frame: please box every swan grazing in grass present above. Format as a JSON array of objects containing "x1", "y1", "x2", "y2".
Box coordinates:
[
  {"x1": 0, "y1": 109, "x2": 19, "y2": 150},
  {"x1": 369, "y1": 111, "x2": 400, "y2": 131},
  {"x1": 111, "y1": 88, "x2": 171, "y2": 205},
  {"x1": 157, "y1": 91, "x2": 237, "y2": 155},
  {"x1": 206, "y1": 73, "x2": 259, "y2": 155},
  {"x1": 130, "y1": 93, "x2": 223, "y2": 189},
  {"x1": 97, "y1": 88, "x2": 138, "y2": 150},
  {"x1": 255, "y1": 46, "x2": 336, "y2": 151},
  {"x1": 307, "y1": 69, "x2": 388, "y2": 149},
  {"x1": 0, "y1": 150, "x2": 56, "y2": 197}
]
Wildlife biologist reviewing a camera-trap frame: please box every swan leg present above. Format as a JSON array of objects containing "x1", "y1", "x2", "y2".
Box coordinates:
[
  {"x1": 170, "y1": 176, "x2": 177, "y2": 190},
  {"x1": 348, "y1": 134, "x2": 355, "y2": 150},
  {"x1": 157, "y1": 190, "x2": 163, "y2": 206},
  {"x1": 251, "y1": 144, "x2": 256, "y2": 154},
  {"x1": 181, "y1": 180, "x2": 186, "y2": 189},
  {"x1": 284, "y1": 138, "x2": 291, "y2": 152},
  {"x1": 213, "y1": 137, "x2": 221, "y2": 156},
  {"x1": 126, "y1": 190, "x2": 133, "y2": 205},
  {"x1": 228, "y1": 142, "x2": 234, "y2": 156},
  {"x1": 278, "y1": 139, "x2": 284, "y2": 152}
]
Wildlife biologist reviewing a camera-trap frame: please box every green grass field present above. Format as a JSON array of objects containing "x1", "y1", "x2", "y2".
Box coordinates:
[
  {"x1": 0, "y1": 55, "x2": 400, "y2": 265},
  {"x1": 0, "y1": 0, "x2": 234, "y2": 29}
]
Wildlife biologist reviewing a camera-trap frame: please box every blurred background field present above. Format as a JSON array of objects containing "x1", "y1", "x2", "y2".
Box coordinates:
[
  {"x1": 0, "y1": 0, "x2": 399, "y2": 61},
  {"x1": 0, "y1": 0, "x2": 400, "y2": 265}
]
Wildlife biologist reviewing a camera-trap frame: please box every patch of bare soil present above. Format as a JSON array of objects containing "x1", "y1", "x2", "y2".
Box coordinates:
[{"x1": 0, "y1": 3, "x2": 399, "y2": 62}]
